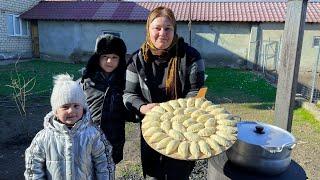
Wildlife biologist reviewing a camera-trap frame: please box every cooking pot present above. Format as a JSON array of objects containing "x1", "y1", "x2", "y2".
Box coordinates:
[{"x1": 226, "y1": 121, "x2": 296, "y2": 176}]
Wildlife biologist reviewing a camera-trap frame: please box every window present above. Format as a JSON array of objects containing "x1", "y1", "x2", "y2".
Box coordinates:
[
  {"x1": 6, "y1": 14, "x2": 29, "y2": 36},
  {"x1": 103, "y1": 31, "x2": 121, "y2": 38},
  {"x1": 313, "y1": 36, "x2": 320, "y2": 47}
]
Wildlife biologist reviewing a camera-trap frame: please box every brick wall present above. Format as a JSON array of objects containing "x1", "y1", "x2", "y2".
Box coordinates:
[{"x1": 0, "y1": 0, "x2": 41, "y2": 59}]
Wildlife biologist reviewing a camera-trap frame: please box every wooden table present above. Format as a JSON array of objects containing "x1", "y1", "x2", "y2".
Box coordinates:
[{"x1": 207, "y1": 152, "x2": 307, "y2": 180}]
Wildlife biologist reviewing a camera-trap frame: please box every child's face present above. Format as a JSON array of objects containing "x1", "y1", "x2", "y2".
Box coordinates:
[
  {"x1": 55, "y1": 103, "x2": 84, "y2": 126},
  {"x1": 99, "y1": 53, "x2": 120, "y2": 73}
]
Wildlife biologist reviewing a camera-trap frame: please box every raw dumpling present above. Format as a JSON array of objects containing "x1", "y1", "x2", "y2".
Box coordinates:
[
  {"x1": 145, "y1": 112, "x2": 162, "y2": 119},
  {"x1": 151, "y1": 105, "x2": 166, "y2": 113},
  {"x1": 173, "y1": 108, "x2": 185, "y2": 115},
  {"x1": 216, "y1": 130, "x2": 237, "y2": 141},
  {"x1": 201, "y1": 101, "x2": 213, "y2": 110},
  {"x1": 184, "y1": 107, "x2": 198, "y2": 115},
  {"x1": 196, "y1": 114, "x2": 214, "y2": 123},
  {"x1": 172, "y1": 121, "x2": 186, "y2": 133},
  {"x1": 160, "y1": 112, "x2": 174, "y2": 121},
  {"x1": 209, "y1": 108, "x2": 227, "y2": 116},
  {"x1": 160, "y1": 102, "x2": 174, "y2": 112},
  {"x1": 182, "y1": 118, "x2": 197, "y2": 127},
  {"x1": 198, "y1": 127, "x2": 216, "y2": 137},
  {"x1": 215, "y1": 113, "x2": 233, "y2": 120},
  {"x1": 168, "y1": 129, "x2": 185, "y2": 141},
  {"x1": 166, "y1": 139, "x2": 180, "y2": 154},
  {"x1": 216, "y1": 125, "x2": 238, "y2": 133},
  {"x1": 210, "y1": 134, "x2": 231, "y2": 147},
  {"x1": 149, "y1": 132, "x2": 167, "y2": 143},
  {"x1": 204, "y1": 118, "x2": 217, "y2": 128},
  {"x1": 178, "y1": 141, "x2": 189, "y2": 159},
  {"x1": 143, "y1": 127, "x2": 162, "y2": 137},
  {"x1": 189, "y1": 141, "x2": 200, "y2": 159},
  {"x1": 198, "y1": 140, "x2": 212, "y2": 157},
  {"x1": 171, "y1": 114, "x2": 189, "y2": 123},
  {"x1": 142, "y1": 120, "x2": 160, "y2": 129},
  {"x1": 195, "y1": 98, "x2": 206, "y2": 108},
  {"x1": 187, "y1": 123, "x2": 205, "y2": 133},
  {"x1": 205, "y1": 105, "x2": 221, "y2": 112},
  {"x1": 191, "y1": 109, "x2": 207, "y2": 119},
  {"x1": 160, "y1": 120, "x2": 172, "y2": 133},
  {"x1": 183, "y1": 131, "x2": 201, "y2": 142},
  {"x1": 168, "y1": 100, "x2": 180, "y2": 109},
  {"x1": 217, "y1": 119, "x2": 237, "y2": 127},
  {"x1": 157, "y1": 137, "x2": 173, "y2": 149},
  {"x1": 177, "y1": 98, "x2": 187, "y2": 108},
  {"x1": 206, "y1": 138, "x2": 223, "y2": 154},
  {"x1": 187, "y1": 98, "x2": 195, "y2": 107}
]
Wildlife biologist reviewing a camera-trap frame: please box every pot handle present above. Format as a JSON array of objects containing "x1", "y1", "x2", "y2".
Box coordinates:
[{"x1": 261, "y1": 142, "x2": 296, "y2": 153}]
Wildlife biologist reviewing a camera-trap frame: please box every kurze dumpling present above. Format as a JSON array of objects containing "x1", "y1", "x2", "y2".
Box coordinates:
[
  {"x1": 173, "y1": 108, "x2": 185, "y2": 115},
  {"x1": 205, "y1": 137, "x2": 223, "y2": 154},
  {"x1": 209, "y1": 108, "x2": 227, "y2": 116},
  {"x1": 144, "y1": 127, "x2": 162, "y2": 137},
  {"x1": 197, "y1": 114, "x2": 214, "y2": 123},
  {"x1": 160, "y1": 102, "x2": 174, "y2": 112},
  {"x1": 171, "y1": 114, "x2": 189, "y2": 123},
  {"x1": 204, "y1": 118, "x2": 216, "y2": 128},
  {"x1": 160, "y1": 120, "x2": 172, "y2": 133},
  {"x1": 160, "y1": 112, "x2": 174, "y2": 121},
  {"x1": 186, "y1": 98, "x2": 195, "y2": 107},
  {"x1": 142, "y1": 120, "x2": 160, "y2": 129},
  {"x1": 215, "y1": 113, "x2": 233, "y2": 120},
  {"x1": 198, "y1": 140, "x2": 212, "y2": 157},
  {"x1": 149, "y1": 132, "x2": 167, "y2": 143},
  {"x1": 151, "y1": 105, "x2": 166, "y2": 114},
  {"x1": 191, "y1": 109, "x2": 207, "y2": 119},
  {"x1": 156, "y1": 136, "x2": 173, "y2": 149},
  {"x1": 200, "y1": 100, "x2": 213, "y2": 110},
  {"x1": 178, "y1": 141, "x2": 189, "y2": 159},
  {"x1": 145, "y1": 112, "x2": 162, "y2": 119},
  {"x1": 166, "y1": 139, "x2": 180, "y2": 155},
  {"x1": 187, "y1": 123, "x2": 205, "y2": 133},
  {"x1": 177, "y1": 98, "x2": 187, "y2": 108},
  {"x1": 183, "y1": 131, "x2": 201, "y2": 142},
  {"x1": 217, "y1": 119, "x2": 237, "y2": 126},
  {"x1": 198, "y1": 127, "x2": 215, "y2": 137},
  {"x1": 195, "y1": 98, "x2": 206, "y2": 108},
  {"x1": 190, "y1": 141, "x2": 200, "y2": 159},
  {"x1": 216, "y1": 130, "x2": 237, "y2": 141},
  {"x1": 211, "y1": 134, "x2": 231, "y2": 147},
  {"x1": 184, "y1": 107, "x2": 198, "y2": 115},
  {"x1": 168, "y1": 100, "x2": 180, "y2": 109},
  {"x1": 172, "y1": 121, "x2": 186, "y2": 133},
  {"x1": 168, "y1": 129, "x2": 185, "y2": 141},
  {"x1": 182, "y1": 118, "x2": 197, "y2": 127},
  {"x1": 216, "y1": 125, "x2": 238, "y2": 133},
  {"x1": 205, "y1": 104, "x2": 221, "y2": 112}
]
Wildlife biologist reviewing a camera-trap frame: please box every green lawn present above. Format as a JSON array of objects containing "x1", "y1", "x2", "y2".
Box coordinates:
[{"x1": 0, "y1": 60, "x2": 85, "y2": 96}]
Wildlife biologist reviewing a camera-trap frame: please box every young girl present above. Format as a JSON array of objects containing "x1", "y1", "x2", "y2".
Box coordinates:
[
  {"x1": 24, "y1": 74, "x2": 115, "y2": 179},
  {"x1": 80, "y1": 34, "x2": 133, "y2": 164}
]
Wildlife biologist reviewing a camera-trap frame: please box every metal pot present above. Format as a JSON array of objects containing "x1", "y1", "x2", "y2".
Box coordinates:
[{"x1": 226, "y1": 121, "x2": 296, "y2": 176}]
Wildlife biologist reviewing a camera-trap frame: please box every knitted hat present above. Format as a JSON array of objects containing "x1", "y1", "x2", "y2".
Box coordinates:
[
  {"x1": 94, "y1": 34, "x2": 127, "y2": 57},
  {"x1": 50, "y1": 73, "x2": 87, "y2": 113}
]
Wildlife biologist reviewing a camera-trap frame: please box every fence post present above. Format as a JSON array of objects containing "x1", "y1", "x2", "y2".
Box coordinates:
[{"x1": 310, "y1": 47, "x2": 320, "y2": 102}]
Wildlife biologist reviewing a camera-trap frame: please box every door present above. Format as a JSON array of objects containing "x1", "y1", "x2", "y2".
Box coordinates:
[{"x1": 30, "y1": 20, "x2": 40, "y2": 58}]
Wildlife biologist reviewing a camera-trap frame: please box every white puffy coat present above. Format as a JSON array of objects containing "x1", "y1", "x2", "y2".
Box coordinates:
[{"x1": 24, "y1": 110, "x2": 115, "y2": 180}]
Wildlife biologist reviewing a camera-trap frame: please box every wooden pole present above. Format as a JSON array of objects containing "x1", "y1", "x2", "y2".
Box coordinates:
[{"x1": 274, "y1": 0, "x2": 308, "y2": 131}]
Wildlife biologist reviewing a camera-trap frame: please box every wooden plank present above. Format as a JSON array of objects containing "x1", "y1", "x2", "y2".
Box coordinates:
[{"x1": 274, "y1": 0, "x2": 308, "y2": 131}]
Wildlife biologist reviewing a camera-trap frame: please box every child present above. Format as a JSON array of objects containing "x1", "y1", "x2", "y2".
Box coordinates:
[
  {"x1": 24, "y1": 74, "x2": 115, "y2": 179},
  {"x1": 80, "y1": 34, "x2": 134, "y2": 164}
]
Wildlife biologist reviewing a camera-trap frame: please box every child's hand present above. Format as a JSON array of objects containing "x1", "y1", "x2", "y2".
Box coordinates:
[{"x1": 140, "y1": 103, "x2": 158, "y2": 115}]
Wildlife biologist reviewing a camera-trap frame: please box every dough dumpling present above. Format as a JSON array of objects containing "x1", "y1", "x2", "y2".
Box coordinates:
[
  {"x1": 160, "y1": 112, "x2": 174, "y2": 121},
  {"x1": 172, "y1": 121, "x2": 186, "y2": 133},
  {"x1": 144, "y1": 127, "x2": 162, "y2": 137},
  {"x1": 178, "y1": 141, "x2": 189, "y2": 159},
  {"x1": 183, "y1": 131, "x2": 201, "y2": 142},
  {"x1": 190, "y1": 141, "x2": 200, "y2": 159},
  {"x1": 157, "y1": 137, "x2": 173, "y2": 149},
  {"x1": 205, "y1": 105, "x2": 221, "y2": 112},
  {"x1": 142, "y1": 120, "x2": 160, "y2": 129},
  {"x1": 160, "y1": 102, "x2": 174, "y2": 112},
  {"x1": 151, "y1": 106, "x2": 166, "y2": 113},
  {"x1": 206, "y1": 138, "x2": 223, "y2": 154},
  {"x1": 187, "y1": 123, "x2": 205, "y2": 133},
  {"x1": 198, "y1": 140, "x2": 212, "y2": 157},
  {"x1": 171, "y1": 114, "x2": 189, "y2": 123},
  {"x1": 168, "y1": 129, "x2": 185, "y2": 141},
  {"x1": 195, "y1": 98, "x2": 206, "y2": 108},
  {"x1": 166, "y1": 139, "x2": 180, "y2": 155},
  {"x1": 196, "y1": 114, "x2": 214, "y2": 123},
  {"x1": 201, "y1": 101, "x2": 213, "y2": 110},
  {"x1": 210, "y1": 134, "x2": 231, "y2": 147},
  {"x1": 182, "y1": 118, "x2": 197, "y2": 127},
  {"x1": 187, "y1": 98, "x2": 195, "y2": 107},
  {"x1": 209, "y1": 108, "x2": 226, "y2": 116},
  {"x1": 184, "y1": 107, "x2": 198, "y2": 115},
  {"x1": 198, "y1": 127, "x2": 216, "y2": 137},
  {"x1": 145, "y1": 112, "x2": 162, "y2": 119},
  {"x1": 173, "y1": 108, "x2": 185, "y2": 115},
  {"x1": 217, "y1": 119, "x2": 237, "y2": 127},
  {"x1": 191, "y1": 109, "x2": 206, "y2": 119},
  {"x1": 204, "y1": 118, "x2": 217, "y2": 128},
  {"x1": 168, "y1": 100, "x2": 180, "y2": 109},
  {"x1": 177, "y1": 98, "x2": 187, "y2": 108},
  {"x1": 216, "y1": 125, "x2": 238, "y2": 133},
  {"x1": 160, "y1": 120, "x2": 172, "y2": 133},
  {"x1": 215, "y1": 113, "x2": 233, "y2": 120},
  {"x1": 149, "y1": 132, "x2": 167, "y2": 143},
  {"x1": 216, "y1": 130, "x2": 237, "y2": 141}
]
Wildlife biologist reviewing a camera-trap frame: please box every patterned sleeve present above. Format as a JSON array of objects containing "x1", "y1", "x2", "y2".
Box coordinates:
[
  {"x1": 92, "y1": 128, "x2": 115, "y2": 180},
  {"x1": 24, "y1": 132, "x2": 46, "y2": 180}
]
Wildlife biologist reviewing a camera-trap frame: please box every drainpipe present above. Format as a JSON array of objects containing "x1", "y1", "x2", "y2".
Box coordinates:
[{"x1": 188, "y1": 0, "x2": 192, "y2": 45}]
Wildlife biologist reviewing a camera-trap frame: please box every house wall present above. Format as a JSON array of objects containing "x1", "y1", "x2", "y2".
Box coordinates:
[{"x1": 0, "y1": 0, "x2": 41, "y2": 60}]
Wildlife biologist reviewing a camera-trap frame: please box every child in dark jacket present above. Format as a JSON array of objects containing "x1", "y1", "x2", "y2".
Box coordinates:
[{"x1": 80, "y1": 34, "x2": 132, "y2": 164}]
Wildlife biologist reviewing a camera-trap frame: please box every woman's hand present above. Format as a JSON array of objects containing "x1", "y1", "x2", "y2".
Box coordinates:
[{"x1": 140, "y1": 103, "x2": 158, "y2": 115}]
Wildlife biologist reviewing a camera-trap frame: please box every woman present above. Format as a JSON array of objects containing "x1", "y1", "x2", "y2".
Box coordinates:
[
  {"x1": 81, "y1": 34, "x2": 132, "y2": 164},
  {"x1": 123, "y1": 7, "x2": 205, "y2": 179}
]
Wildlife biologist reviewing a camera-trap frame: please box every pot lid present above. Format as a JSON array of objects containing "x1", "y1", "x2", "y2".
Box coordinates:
[{"x1": 237, "y1": 121, "x2": 296, "y2": 152}]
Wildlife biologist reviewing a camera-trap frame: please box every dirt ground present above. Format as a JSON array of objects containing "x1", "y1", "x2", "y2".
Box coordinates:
[{"x1": 0, "y1": 97, "x2": 319, "y2": 180}]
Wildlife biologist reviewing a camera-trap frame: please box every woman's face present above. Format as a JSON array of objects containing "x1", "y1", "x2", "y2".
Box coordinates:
[
  {"x1": 148, "y1": 16, "x2": 174, "y2": 50},
  {"x1": 99, "y1": 53, "x2": 120, "y2": 73}
]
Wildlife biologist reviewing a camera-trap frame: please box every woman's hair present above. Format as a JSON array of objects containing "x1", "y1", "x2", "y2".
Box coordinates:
[{"x1": 146, "y1": 7, "x2": 177, "y2": 42}]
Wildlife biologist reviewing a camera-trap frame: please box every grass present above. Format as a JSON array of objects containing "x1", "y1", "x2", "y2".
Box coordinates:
[
  {"x1": 0, "y1": 59, "x2": 85, "y2": 96},
  {"x1": 293, "y1": 108, "x2": 320, "y2": 133}
]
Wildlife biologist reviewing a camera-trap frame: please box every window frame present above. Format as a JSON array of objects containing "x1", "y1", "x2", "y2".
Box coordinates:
[
  {"x1": 102, "y1": 31, "x2": 122, "y2": 38},
  {"x1": 7, "y1": 14, "x2": 30, "y2": 37},
  {"x1": 313, "y1": 36, "x2": 320, "y2": 48}
]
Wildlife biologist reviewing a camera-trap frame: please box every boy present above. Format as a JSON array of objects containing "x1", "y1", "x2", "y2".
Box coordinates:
[{"x1": 24, "y1": 74, "x2": 115, "y2": 180}]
